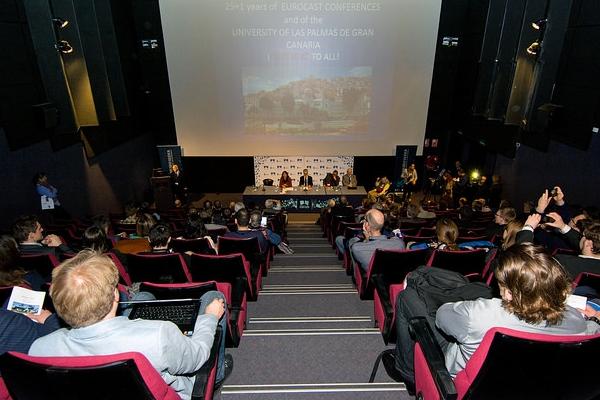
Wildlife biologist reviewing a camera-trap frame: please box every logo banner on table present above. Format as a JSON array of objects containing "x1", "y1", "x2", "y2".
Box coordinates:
[{"x1": 254, "y1": 156, "x2": 354, "y2": 186}]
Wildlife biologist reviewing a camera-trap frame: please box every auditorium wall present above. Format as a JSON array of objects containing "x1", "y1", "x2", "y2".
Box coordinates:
[
  {"x1": 0, "y1": 129, "x2": 156, "y2": 229},
  {"x1": 494, "y1": 132, "x2": 600, "y2": 210}
]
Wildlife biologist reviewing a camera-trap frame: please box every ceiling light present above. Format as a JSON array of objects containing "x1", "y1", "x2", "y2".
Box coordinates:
[
  {"x1": 526, "y1": 41, "x2": 541, "y2": 55},
  {"x1": 52, "y1": 17, "x2": 69, "y2": 29},
  {"x1": 55, "y1": 40, "x2": 73, "y2": 54},
  {"x1": 531, "y1": 19, "x2": 546, "y2": 30}
]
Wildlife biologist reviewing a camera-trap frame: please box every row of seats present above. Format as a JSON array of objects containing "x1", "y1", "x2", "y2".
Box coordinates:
[
  {"x1": 14, "y1": 235, "x2": 274, "y2": 348},
  {"x1": 321, "y1": 212, "x2": 600, "y2": 399},
  {"x1": 2, "y1": 208, "x2": 289, "y2": 400},
  {"x1": 0, "y1": 335, "x2": 221, "y2": 400}
]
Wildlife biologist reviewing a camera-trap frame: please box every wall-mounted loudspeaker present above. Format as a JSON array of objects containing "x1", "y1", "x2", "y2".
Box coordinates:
[{"x1": 32, "y1": 102, "x2": 59, "y2": 129}]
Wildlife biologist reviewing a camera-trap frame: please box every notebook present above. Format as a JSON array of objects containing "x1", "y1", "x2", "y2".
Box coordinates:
[{"x1": 128, "y1": 299, "x2": 201, "y2": 336}]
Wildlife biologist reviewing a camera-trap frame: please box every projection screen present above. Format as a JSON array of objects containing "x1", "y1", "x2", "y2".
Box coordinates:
[{"x1": 159, "y1": 0, "x2": 441, "y2": 156}]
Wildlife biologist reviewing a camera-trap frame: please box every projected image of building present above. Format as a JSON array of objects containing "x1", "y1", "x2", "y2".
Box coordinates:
[{"x1": 243, "y1": 67, "x2": 372, "y2": 136}]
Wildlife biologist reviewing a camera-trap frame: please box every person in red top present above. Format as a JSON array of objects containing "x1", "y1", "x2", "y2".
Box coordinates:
[{"x1": 279, "y1": 171, "x2": 293, "y2": 189}]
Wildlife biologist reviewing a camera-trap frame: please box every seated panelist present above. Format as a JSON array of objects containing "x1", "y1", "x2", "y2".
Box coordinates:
[
  {"x1": 342, "y1": 168, "x2": 358, "y2": 188},
  {"x1": 323, "y1": 170, "x2": 340, "y2": 187},
  {"x1": 299, "y1": 169, "x2": 313, "y2": 190},
  {"x1": 279, "y1": 170, "x2": 293, "y2": 189}
]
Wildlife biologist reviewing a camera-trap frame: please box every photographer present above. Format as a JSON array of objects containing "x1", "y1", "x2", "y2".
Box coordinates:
[
  {"x1": 540, "y1": 213, "x2": 600, "y2": 291},
  {"x1": 528, "y1": 186, "x2": 573, "y2": 252},
  {"x1": 534, "y1": 186, "x2": 570, "y2": 224}
]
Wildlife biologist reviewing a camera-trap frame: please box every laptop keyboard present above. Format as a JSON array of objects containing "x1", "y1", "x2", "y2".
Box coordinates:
[{"x1": 133, "y1": 303, "x2": 198, "y2": 326}]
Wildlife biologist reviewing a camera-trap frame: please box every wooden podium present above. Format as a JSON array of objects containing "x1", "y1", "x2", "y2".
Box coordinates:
[{"x1": 151, "y1": 176, "x2": 172, "y2": 211}]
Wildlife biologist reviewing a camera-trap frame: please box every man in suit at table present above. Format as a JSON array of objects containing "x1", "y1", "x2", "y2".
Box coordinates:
[
  {"x1": 299, "y1": 169, "x2": 313, "y2": 190},
  {"x1": 342, "y1": 168, "x2": 358, "y2": 188}
]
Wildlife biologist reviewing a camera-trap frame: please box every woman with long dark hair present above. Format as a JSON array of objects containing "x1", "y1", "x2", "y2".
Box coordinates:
[{"x1": 279, "y1": 171, "x2": 293, "y2": 189}]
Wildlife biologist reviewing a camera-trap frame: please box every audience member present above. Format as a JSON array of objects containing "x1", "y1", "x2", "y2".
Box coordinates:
[
  {"x1": 408, "y1": 218, "x2": 459, "y2": 252},
  {"x1": 475, "y1": 175, "x2": 490, "y2": 200},
  {"x1": 211, "y1": 200, "x2": 225, "y2": 224},
  {"x1": 489, "y1": 174, "x2": 503, "y2": 209},
  {"x1": 331, "y1": 195, "x2": 354, "y2": 219},
  {"x1": 452, "y1": 169, "x2": 468, "y2": 206},
  {"x1": 120, "y1": 202, "x2": 139, "y2": 224},
  {"x1": 386, "y1": 243, "x2": 600, "y2": 391},
  {"x1": 112, "y1": 213, "x2": 155, "y2": 254},
  {"x1": 417, "y1": 202, "x2": 436, "y2": 219},
  {"x1": 486, "y1": 207, "x2": 516, "y2": 238},
  {"x1": 501, "y1": 220, "x2": 525, "y2": 250},
  {"x1": 12, "y1": 215, "x2": 72, "y2": 259},
  {"x1": 0, "y1": 308, "x2": 60, "y2": 355},
  {"x1": 180, "y1": 213, "x2": 218, "y2": 252},
  {"x1": 530, "y1": 187, "x2": 574, "y2": 251},
  {"x1": 349, "y1": 209, "x2": 405, "y2": 271},
  {"x1": 147, "y1": 223, "x2": 173, "y2": 253},
  {"x1": 457, "y1": 197, "x2": 474, "y2": 226},
  {"x1": 225, "y1": 209, "x2": 270, "y2": 255},
  {"x1": 249, "y1": 210, "x2": 281, "y2": 247},
  {"x1": 92, "y1": 214, "x2": 127, "y2": 243},
  {"x1": 263, "y1": 199, "x2": 282, "y2": 217},
  {"x1": 233, "y1": 202, "x2": 245, "y2": 213},
  {"x1": 81, "y1": 225, "x2": 112, "y2": 253},
  {"x1": 0, "y1": 235, "x2": 45, "y2": 290},
  {"x1": 544, "y1": 214, "x2": 600, "y2": 284},
  {"x1": 28, "y1": 251, "x2": 233, "y2": 398}
]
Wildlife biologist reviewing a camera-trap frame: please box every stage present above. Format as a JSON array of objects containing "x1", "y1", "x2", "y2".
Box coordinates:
[{"x1": 242, "y1": 186, "x2": 368, "y2": 211}]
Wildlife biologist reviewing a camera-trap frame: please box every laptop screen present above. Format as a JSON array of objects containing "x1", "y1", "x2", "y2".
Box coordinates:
[{"x1": 128, "y1": 299, "x2": 201, "y2": 336}]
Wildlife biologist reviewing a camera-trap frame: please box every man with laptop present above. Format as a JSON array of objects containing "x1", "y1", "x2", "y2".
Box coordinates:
[{"x1": 28, "y1": 250, "x2": 233, "y2": 399}]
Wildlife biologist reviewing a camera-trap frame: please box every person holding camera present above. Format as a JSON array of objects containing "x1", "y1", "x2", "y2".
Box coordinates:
[
  {"x1": 534, "y1": 186, "x2": 569, "y2": 221},
  {"x1": 540, "y1": 212, "x2": 600, "y2": 285},
  {"x1": 528, "y1": 186, "x2": 573, "y2": 252}
]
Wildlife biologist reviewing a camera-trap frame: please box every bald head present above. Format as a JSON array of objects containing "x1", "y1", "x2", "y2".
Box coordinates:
[{"x1": 365, "y1": 209, "x2": 385, "y2": 234}]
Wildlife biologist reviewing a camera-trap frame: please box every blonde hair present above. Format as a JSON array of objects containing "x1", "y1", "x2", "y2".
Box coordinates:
[
  {"x1": 436, "y1": 218, "x2": 459, "y2": 250},
  {"x1": 496, "y1": 207, "x2": 516, "y2": 224},
  {"x1": 502, "y1": 220, "x2": 524, "y2": 250},
  {"x1": 495, "y1": 244, "x2": 571, "y2": 325},
  {"x1": 50, "y1": 250, "x2": 119, "y2": 328}
]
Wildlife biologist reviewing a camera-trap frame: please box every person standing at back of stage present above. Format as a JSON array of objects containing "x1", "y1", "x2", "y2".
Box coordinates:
[
  {"x1": 401, "y1": 163, "x2": 418, "y2": 203},
  {"x1": 170, "y1": 164, "x2": 186, "y2": 203}
]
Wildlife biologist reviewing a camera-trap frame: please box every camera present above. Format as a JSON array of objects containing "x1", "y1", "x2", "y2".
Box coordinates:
[
  {"x1": 540, "y1": 214, "x2": 555, "y2": 224},
  {"x1": 549, "y1": 187, "x2": 558, "y2": 197}
]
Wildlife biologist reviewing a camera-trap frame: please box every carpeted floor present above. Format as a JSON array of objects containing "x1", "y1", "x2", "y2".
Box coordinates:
[{"x1": 216, "y1": 221, "x2": 413, "y2": 399}]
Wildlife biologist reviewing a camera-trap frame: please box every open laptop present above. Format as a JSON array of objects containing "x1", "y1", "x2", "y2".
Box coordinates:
[
  {"x1": 128, "y1": 299, "x2": 201, "y2": 336},
  {"x1": 126, "y1": 282, "x2": 217, "y2": 336}
]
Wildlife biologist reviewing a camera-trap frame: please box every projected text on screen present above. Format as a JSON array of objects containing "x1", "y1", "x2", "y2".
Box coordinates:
[{"x1": 160, "y1": 0, "x2": 441, "y2": 156}]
